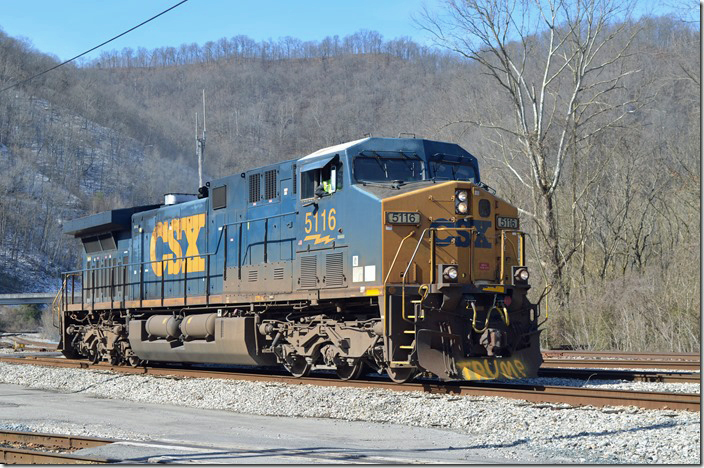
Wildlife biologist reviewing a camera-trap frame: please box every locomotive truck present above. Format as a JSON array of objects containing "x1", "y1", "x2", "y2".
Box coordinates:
[{"x1": 56, "y1": 137, "x2": 543, "y2": 382}]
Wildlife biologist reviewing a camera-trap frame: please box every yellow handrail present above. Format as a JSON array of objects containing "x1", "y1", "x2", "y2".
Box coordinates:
[
  {"x1": 500, "y1": 230, "x2": 505, "y2": 284},
  {"x1": 51, "y1": 277, "x2": 66, "y2": 329},
  {"x1": 470, "y1": 303, "x2": 510, "y2": 334},
  {"x1": 383, "y1": 231, "x2": 416, "y2": 339},
  {"x1": 399, "y1": 226, "x2": 476, "y2": 323}
]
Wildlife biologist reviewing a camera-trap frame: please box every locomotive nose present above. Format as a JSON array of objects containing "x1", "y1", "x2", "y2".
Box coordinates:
[{"x1": 380, "y1": 180, "x2": 540, "y2": 381}]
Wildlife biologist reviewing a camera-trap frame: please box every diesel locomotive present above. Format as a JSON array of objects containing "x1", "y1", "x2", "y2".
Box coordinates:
[{"x1": 56, "y1": 137, "x2": 543, "y2": 382}]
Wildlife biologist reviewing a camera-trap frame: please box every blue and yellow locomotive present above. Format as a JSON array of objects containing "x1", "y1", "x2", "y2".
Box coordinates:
[{"x1": 58, "y1": 137, "x2": 542, "y2": 382}]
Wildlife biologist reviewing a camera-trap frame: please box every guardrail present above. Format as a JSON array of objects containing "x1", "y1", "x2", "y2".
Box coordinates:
[{"x1": 0, "y1": 293, "x2": 56, "y2": 305}]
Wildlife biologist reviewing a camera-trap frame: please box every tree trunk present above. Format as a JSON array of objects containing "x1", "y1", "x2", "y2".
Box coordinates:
[{"x1": 539, "y1": 187, "x2": 569, "y2": 345}]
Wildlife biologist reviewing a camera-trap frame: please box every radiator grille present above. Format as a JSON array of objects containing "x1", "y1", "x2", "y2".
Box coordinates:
[
  {"x1": 325, "y1": 252, "x2": 344, "y2": 287},
  {"x1": 248, "y1": 174, "x2": 260, "y2": 203},
  {"x1": 300, "y1": 256, "x2": 317, "y2": 289},
  {"x1": 273, "y1": 267, "x2": 285, "y2": 281},
  {"x1": 264, "y1": 170, "x2": 277, "y2": 199}
]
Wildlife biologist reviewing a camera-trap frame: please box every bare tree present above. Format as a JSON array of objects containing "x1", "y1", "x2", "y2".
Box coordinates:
[{"x1": 419, "y1": 0, "x2": 641, "y2": 323}]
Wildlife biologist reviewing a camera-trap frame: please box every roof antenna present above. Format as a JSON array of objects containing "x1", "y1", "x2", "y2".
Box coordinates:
[{"x1": 196, "y1": 89, "x2": 207, "y2": 190}]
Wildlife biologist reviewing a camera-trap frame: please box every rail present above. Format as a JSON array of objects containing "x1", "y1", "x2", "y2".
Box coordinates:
[
  {"x1": 1, "y1": 356, "x2": 698, "y2": 412},
  {"x1": 0, "y1": 429, "x2": 115, "y2": 464}
]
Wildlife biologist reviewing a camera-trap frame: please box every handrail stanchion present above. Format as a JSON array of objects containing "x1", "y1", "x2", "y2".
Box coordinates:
[
  {"x1": 206, "y1": 255, "x2": 211, "y2": 305},
  {"x1": 184, "y1": 257, "x2": 188, "y2": 305},
  {"x1": 500, "y1": 230, "x2": 505, "y2": 284},
  {"x1": 139, "y1": 258, "x2": 143, "y2": 308},
  {"x1": 122, "y1": 265, "x2": 127, "y2": 308},
  {"x1": 223, "y1": 225, "x2": 228, "y2": 282},
  {"x1": 110, "y1": 266, "x2": 114, "y2": 310},
  {"x1": 161, "y1": 259, "x2": 165, "y2": 307}
]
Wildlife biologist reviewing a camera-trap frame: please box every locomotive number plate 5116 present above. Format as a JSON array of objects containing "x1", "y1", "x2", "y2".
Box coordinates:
[
  {"x1": 386, "y1": 212, "x2": 421, "y2": 225},
  {"x1": 496, "y1": 216, "x2": 519, "y2": 229}
]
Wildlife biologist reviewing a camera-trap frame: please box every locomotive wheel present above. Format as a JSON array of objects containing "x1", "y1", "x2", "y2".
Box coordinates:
[
  {"x1": 284, "y1": 356, "x2": 312, "y2": 378},
  {"x1": 60, "y1": 341, "x2": 80, "y2": 360},
  {"x1": 386, "y1": 367, "x2": 417, "y2": 384},
  {"x1": 335, "y1": 361, "x2": 365, "y2": 380},
  {"x1": 127, "y1": 355, "x2": 142, "y2": 367},
  {"x1": 87, "y1": 344, "x2": 100, "y2": 364}
]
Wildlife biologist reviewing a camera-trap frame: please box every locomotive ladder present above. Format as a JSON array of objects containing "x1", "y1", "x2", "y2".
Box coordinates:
[{"x1": 384, "y1": 226, "x2": 477, "y2": 367}]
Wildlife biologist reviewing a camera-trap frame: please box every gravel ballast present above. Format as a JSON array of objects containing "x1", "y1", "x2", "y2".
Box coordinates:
[{"x1": 0, "y1": 362, "x2": 699, "y2": 464}]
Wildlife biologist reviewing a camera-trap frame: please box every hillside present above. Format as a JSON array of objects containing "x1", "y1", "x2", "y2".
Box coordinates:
[{"x1": 0, "y1": 17, "x2": 698, "y2": 351}]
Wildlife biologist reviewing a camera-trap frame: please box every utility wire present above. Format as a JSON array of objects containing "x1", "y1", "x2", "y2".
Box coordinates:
[{"x1": 0, "y1": 0, "x2": 189, "y2": 94}]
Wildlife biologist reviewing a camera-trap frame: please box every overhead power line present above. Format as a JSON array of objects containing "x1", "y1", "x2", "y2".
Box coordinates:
[{"x1": 0, "y1": 0, "x2": 189, "y2": 94}]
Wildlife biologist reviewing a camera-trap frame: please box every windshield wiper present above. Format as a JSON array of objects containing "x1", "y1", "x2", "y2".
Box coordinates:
[
  {"x1": 478, "y1": 181, "x2": 496, "y2": 194},
  {"x1": 359, "y1": 180, "x2": 407, "y2": 190},
  {"x1": 371, "y1": 154, "x2": 387, "y2": 178}
]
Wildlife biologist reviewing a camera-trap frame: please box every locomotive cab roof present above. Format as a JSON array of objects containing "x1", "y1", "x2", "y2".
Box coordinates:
[{"x1": 209, "y1": 137, "x2": 481, "y2": 190}]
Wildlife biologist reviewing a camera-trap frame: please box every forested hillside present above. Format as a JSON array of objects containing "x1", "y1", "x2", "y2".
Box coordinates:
[{"x1": 0, "y1": 12, "x2": 698, "y2": 351}]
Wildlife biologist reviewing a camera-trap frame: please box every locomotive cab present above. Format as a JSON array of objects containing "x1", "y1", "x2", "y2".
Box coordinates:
[{"x1": 339, "y1": 139, "x2": 542, "y2": 381}]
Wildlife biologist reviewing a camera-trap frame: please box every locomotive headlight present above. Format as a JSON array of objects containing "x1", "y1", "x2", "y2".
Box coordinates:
[
  {"x1": 456, "y1": 202, "x2": 468, "y2": 214},
  {"x1": 514, "y1": 267, "x2": 530, "y2": 282},
  {"x1": 443, "y1": 266, "x2": 458, "y2": 281},
  {"x1": 456, "y1": 190, "x2": 468, "y2": 202}
]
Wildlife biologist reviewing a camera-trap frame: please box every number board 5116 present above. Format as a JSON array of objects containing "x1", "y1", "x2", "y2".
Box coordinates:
[{"x1": 386, "y1": 212, "x2": 421, "y2": 225}]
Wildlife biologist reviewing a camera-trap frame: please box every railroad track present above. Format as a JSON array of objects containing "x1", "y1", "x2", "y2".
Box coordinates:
[
  {"x1": 538, "y1": 368, "x2": 700, "y2": 384},
  {"x1": 0, "y1": 355, "x2": 699, "y2": 412},
  {"x1": 543, "y1": 350, "x2": 700, "y2": 361},
  {"x1": 7, "y1": 337, "x2": 58, "y2": 351},
  {"x1": 0, "y1": 429, "x2": 115, "y2": 464},
  {"x1": 541, "y1": 358, "x2": 700, "y2": 371}
]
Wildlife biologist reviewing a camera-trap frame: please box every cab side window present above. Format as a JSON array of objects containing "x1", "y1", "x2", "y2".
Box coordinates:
[{"x1": 301, "y1": 161, "x2": 342, "y2": 199}]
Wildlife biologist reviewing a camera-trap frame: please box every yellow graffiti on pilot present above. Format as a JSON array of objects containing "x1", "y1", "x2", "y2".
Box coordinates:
[
  {"x1": 459, "y1": 357, "x2": 527, "y2": 381},
  {"x1": 149, "y1": 213, "x2": 206, "y2": 277}
]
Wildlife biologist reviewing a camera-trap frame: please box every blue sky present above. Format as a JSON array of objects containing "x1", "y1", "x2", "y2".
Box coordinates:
[
  {"x1": 0, "y1": 0, "x2": 439, "y2": 61},
  {"x1": 0, "y1": 0, "x2": 687, "y2": 63}
]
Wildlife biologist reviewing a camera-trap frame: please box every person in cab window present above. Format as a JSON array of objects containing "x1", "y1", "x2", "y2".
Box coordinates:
[
  {"x1": 322, "y1": 177, "x2": 333, "y2": 194},
  {"x1": 315, "y1": 164, "x2": 336, "y2": 197}
]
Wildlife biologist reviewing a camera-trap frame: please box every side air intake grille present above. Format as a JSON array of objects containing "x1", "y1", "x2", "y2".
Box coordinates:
[
  {"x1": 300, "y1": 256, "x2": 317, "y2": 289},
  {"x1": 212, "y1": 185, "x2": 227, "y2": 209},
  {"x1": 249, "y1": 174, "x2": 260, "y2": 203},
  {"x1": 325, "y1": 252, "x2": 344, "y2": 287},
  {"x1": 248, "y1": 270, "x2": 258, "y2": 282},
  {"x1": 273, "y1": 268, "x2": 285, "y2": 281},
  {"x1": 264, "y1": 170, "x2": 277, "y2": 200}
]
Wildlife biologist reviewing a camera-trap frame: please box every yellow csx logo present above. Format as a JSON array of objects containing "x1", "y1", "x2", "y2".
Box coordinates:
[{"x1": 149, "y1": 213, "x2": 205, "y2": 277}]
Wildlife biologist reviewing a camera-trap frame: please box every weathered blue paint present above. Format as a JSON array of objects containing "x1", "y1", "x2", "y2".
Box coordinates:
[{"x1": 65, "y1": 138, "x2": 482, "y2": 303}]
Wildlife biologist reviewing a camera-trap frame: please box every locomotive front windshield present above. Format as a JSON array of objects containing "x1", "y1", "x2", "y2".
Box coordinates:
[
  {"x1": 353, "y1": 152, "x2": 478, "y2": 184},
  {"x1": 354, "y1": 155, "x2": 425, "y2": 182},
  {"x1": 429, "y1": 153, "x2": 477, "y2": 182}
]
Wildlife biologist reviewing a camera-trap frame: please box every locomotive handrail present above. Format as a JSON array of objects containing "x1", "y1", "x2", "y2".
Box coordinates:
[
  {"x1": 61, "y1": 209, "x2": 300, "y2": 277},
  {"x1": 382, "y1": 231, "x2": 416, "y2": 342},
  {"x1": 60, "y1": 209, "x2": 300, "y2": 308},
  {"x1": 383, "y1": 231, "x2": 416, "y2": 285},
  {"x1": 52, "y1": 276, "x2": 68, "y2": 328},
  {"x1": 498, "y1": 229, "x2": 524, "y2": 284},
  {"x1": 399, "y1": 226, "x2": 477, "y2": 324},
  {"x1": 62, "y1": 252, "x2": 218, "y2": 309}
]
